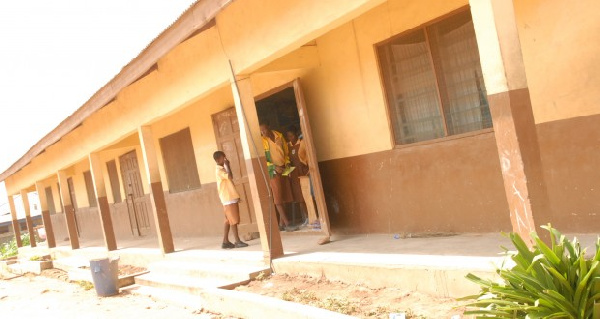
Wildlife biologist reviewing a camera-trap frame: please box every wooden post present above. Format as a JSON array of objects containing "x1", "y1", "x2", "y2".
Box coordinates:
[
  {"x1": 89, "y1": 153, "x2": 118, "y2": 251},
  {"x1": 20, "y1": 189, "x2": 36, "y2": 248},
  {"x1": 7, "y1": 195, "x2": 22, "y2": 248},
  {"x1": 230, "y1": 75, "x2": 284, "y2": 262},
  {"x1": 35, "y1": 182, "x2": 56, "y2": 248},
  {"x1": 57, "y1": 170, "x2": 80, "y2": 249},
  {"x1": 138, "y1": 126, "x2": 175, "y2": 254},
  {"x1": 470, "y1": 0, "x2": 550, "y2": 245}
]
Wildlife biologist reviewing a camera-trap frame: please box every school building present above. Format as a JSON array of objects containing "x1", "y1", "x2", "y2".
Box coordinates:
[{"x1": 1, "y1": 0, "x2": 598, "y2": 260}]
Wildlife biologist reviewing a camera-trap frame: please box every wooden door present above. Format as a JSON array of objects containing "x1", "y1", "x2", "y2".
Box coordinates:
[
  {"x1": 119, "y1": 150, "x2": 151, "y2": 236},
  {"x1": 66, "y1": 177, "x2": 81, "y2": 236},
  {"x1": 212, "y1": 108, "x2": 256, "y2": 232},
  {"x1": 293, "y1": 79, "x2": 332, "y2": 236}
]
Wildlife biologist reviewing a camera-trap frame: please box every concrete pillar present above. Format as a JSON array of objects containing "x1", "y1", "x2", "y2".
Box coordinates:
[
  {"x1": 138, "y1": 126, "x2": 175, "y2": 254},
  {"x1": 7, "y1": 195, "x2": 22, "y2": 248},
  {"x1": 470, "y1": 0, "x2": 550, "y2": 244},
  {"x1": 89, "y1": 153, "x2": 118, "y2": 251},
  {"x1": 230, "y1": 75, "x2": 284, "y2": 261},
  {"x1": 35, "y1": 182, "x2": 56, "y2": 248},
  {"x1": 20, "y1": 189, "x2": 36, "y2": 248},
  {"x1": 57, "y1": 170, "x2": 80, "y2": 249}
]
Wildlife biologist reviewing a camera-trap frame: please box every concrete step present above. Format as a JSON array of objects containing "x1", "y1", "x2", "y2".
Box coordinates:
[
  {"x1": 52, "y1": 256, "x2": 89, "y2": 272},
  {"x1": 147, "y1": 260, "x2": 268, "y2": 282},
  {"x1": 134, "y1": 273, "x2": 249, "y2": 292},
  {"x1": 7, "y1": 259, "x2": 53, "y2": 275},
  {"x1": 272, "y1": 253, "x2": 505, "y2": 298},
  {"x1": 124, "y1": 284, "x2": 357, "y2": 319},
  {"x1": 162, "y1": 249, "x2": 265, "y2": 265}
]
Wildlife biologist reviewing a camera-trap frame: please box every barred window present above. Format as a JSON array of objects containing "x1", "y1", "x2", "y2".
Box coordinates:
[{"x1": 378, "y1": 10, "x2": 491, "y2": 145}]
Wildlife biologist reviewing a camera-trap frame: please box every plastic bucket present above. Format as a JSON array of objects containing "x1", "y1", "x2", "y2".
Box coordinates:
[{"x1": 89, "y1": 257, "x2": 120, "y2": 296}]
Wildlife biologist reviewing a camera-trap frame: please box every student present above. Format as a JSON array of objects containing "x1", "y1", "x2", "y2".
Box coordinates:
[
  {"x1": 285, "y1": 126, "x2": 311, "y2": 226},
  {"x1": 213, "y1": 151, "x2": 249, "y2": 249},
  {"x1": 259, "y1": 122, "x2": 298, "y2": 232}
]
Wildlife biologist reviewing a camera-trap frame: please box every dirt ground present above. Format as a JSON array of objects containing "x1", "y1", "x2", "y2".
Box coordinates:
[
  {"x1": 0, "y1": 270, "x2": 232, "y2": 319},
  {"x1": 235, "y1": 273, "x2": 465, "y2": 318}
]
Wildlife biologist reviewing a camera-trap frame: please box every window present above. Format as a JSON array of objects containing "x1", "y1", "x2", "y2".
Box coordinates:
[
  {"x1": 159, "y1": 127, "x2": 201, "y2": 193},
  {"x1": 83, "y1": 171, "x2": 97, "y2": 207},
  {"x1": 378, "y1": 10, "x2": 491, "y2": 145},
  {"x1": 106, "y1": 160, "x2": 122, "y2": 203}
]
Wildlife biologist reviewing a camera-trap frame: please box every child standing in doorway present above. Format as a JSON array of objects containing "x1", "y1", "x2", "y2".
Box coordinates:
[{"x1": 213, "y1": 151, "x2": 248, "y2": 249}]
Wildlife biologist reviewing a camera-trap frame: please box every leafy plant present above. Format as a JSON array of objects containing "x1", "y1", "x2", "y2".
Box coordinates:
[
  {"x1": 281, "y1": 288, "x2": 356, "y2": 315},
  {"x1": 0, "y1": 233, "x2": 33, "y2": 259},
  {"x1": 463, "y1": 225, "x2": 600, "y2": 318},
  {"x1": 255, "y1": 271, "x2": 268, "y2": 281},
  {"x1": 21, "y1": 232, "x2": 31, "y2": 246},
  {"x1": 76, "y1": 280, "x2": 94, "y2": 290}
]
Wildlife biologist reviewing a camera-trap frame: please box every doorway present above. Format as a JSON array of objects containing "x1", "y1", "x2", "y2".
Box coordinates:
[
  {"x1": 212, "y1": 108, "x2": 258, "y2": 234},
  {"x1": 254, "y1": 80, "x2": 331, "y2": 236},
  {"x1": 119, "y1": 150, "x2": 151, "y2": 236}
]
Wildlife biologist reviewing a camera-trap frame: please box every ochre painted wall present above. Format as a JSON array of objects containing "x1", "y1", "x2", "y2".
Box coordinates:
[
  {"x1": 5, "y1": 0, "x2": 600, "y2": 237},
  {"x1": 514, "y1": 0, "x2": 600, "y2": 124},
  {"x1": 301, "y1": 0, "x2": 469, "y2": 161}
]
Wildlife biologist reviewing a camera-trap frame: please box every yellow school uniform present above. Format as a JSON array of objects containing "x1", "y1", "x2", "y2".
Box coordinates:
[{"x1": 216, "y1": 165, "x2": 240, "y2": 205}]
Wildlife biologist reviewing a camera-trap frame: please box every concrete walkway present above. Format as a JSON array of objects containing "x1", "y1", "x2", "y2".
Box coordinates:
[{"x1": 17, "y1": 231, "x2": 599, "y2": 298}]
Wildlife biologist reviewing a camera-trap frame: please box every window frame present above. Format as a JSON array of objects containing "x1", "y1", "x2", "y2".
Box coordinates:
[{"x1": 375, "y1": 6, "x2": 493, "y2": 148}]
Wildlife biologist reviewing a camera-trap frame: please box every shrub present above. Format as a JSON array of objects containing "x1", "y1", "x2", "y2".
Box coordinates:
[
  {"x1": 463, "y1": 225, "x2": 600, "y2": 318},
  {"x1": 0, "y1": 233, "x2": 34, "y2": 259}
]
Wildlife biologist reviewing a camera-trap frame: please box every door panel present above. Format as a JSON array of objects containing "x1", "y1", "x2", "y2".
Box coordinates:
[
  {"x1": 119, "y1": 150, "x2": 151, "y2": 236},
  {"x1": 212, "y1": 108, "x2": 255, "y2": 228},
  {"x1": 293, "y1": 79, "x2": 332, "y2": 236}
]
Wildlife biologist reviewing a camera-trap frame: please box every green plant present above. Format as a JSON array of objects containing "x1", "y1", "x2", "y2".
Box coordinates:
[
  {"x1": 463, "y1": 225, "x2": 600, "y2": 318},
  {"x1": 280, "y1": 288, "x2": 356, "y2": 315},
  {"x1": 255, "y1": 271, "x2": 268, "y2": 281},
  {"x1": 21, "y1": 232, "x2": 31, "y2": 246},
  {"x1": 76, "y1": 280, "x2": 94, "y2": 290},
  {"x1": 29, "y1": 255, "x2": 41, "y2": 261},
  {"x1": 0, "y1": 233, "x2": 33, "y2": 259},
  {"x1": 320, "y1": 296, "x2": 357, "y2": 315}
]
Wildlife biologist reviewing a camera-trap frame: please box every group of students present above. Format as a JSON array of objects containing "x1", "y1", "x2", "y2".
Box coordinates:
[{"x1": 213, "y1": 121, "x2": 318, "y2": 249}]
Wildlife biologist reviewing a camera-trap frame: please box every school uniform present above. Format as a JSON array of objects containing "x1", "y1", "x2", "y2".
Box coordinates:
[
  {"x1": 216, "y1": 164, "x2": 240, "y2": 225},
  {"x1": 288, "y1": 139, "x2": 309, "y2": 203},
  {"x1": 262, "y1": 130, "x2": 293, "y2": 205}
]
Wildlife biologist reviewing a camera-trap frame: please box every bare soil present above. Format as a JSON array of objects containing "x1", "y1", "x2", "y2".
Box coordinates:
[
  {"x1": 235, "y1": 273, "x2": 465, "y2": 318},
  {"x1": 0, "y1": 270, "x2": 233, "y2": 319}
]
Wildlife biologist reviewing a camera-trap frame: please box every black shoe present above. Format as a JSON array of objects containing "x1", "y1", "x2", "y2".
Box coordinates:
[
  {"x1": 234, "y1": 241, "x2": 249, "y2": 248},
  {"x1": 221, "y1": 242, "x2": 235, "y2": 249}
]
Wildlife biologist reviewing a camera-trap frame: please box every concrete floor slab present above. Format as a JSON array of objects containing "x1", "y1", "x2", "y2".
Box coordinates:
[{"x1": 19, "y1": 232, "x2": 599, "y2": 298}]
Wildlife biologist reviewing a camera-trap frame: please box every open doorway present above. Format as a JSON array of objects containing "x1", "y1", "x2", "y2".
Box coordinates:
[{"x1": 254, "y1": 81, "x2": 331, "y2": 239}]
